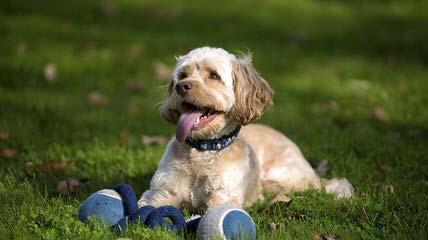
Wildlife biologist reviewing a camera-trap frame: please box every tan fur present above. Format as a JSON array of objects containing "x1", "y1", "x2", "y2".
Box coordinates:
[
  {"x1": 229, "y1": 54, "x2": 274, "y2": 125},
  {"x1": 139, "y1": 47, "x2": 354, "y2": 212}
]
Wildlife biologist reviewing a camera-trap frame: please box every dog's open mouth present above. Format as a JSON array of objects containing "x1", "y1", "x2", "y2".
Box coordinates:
[{"x1": 175, "y1": 103, "x2": 218, "y2": 142}]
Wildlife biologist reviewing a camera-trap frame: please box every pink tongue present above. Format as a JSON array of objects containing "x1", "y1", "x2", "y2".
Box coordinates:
[{"x1": 176, "y1": 109, "x2": 204, "y2": 142}]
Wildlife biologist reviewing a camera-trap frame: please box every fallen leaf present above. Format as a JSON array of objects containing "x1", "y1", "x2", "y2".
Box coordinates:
[
  {"x1": 144, "y1": 4, "x2": 183, "y2": 18},
  {"x1": 340, "y1": 203, "x2": 349, "y2": 212},
  {"x1": 99, "y1": 0, "x2": 119, "y2": 16},
  {"x1": 32, "y1": 159, "x2": 75, "y2": 174},
  {"x1": 118, "y1": 129, "x2": 128, "y2": 144},
  {"x1": 153, "y1": 60, "x2": 171, "y2": 79},
  {"x1": 423, "y1": 180, "x2": 428, "y2": 186},
  {"x1": 58, "y1": 177, "x2": 79, "y2": 196},
  {"x1": 317, "y1": 159, "x2": 329, "y2": 176},
  {"x1": 326, "y1": 100, "x2": 339, "y2": 111},
  {"x1": 267, "y1": 222, "x2": 277, "y2": 232},
  {"x1": 128, "y1": 103, "x2": 140, "y2": 115},
  {"x1": 314, "y1": 232, "x2": 336, "y2": 240},
  {"x1": 372, "y1": 106, "x2": 390, "y2": 123},
  {"x1": 398, "y1": 82, "x2": 408, "y2": 93},
  {"x1": 44, "y1": 63, "x2": 57, "y2": 82},
  {"x1": 384, "y1": 184, "x2": 394, "y2": 193},
  {"x1": 359, "y1": 207, "x2": 368, "y2": 222},
  {"x1": 408, "y1": 129, "x2": 419, "y2": 137},
  {"x1": 266, "y1": 193, "x2": 292, "y2": 211},
  {"x1": 313, "y1": 232, "x2": 323, "y2": 240},
  {"x1": 87, "y1": 91, "x2": 109, "y2": 106},
  {"x1": 127, "y1": 44, "x2": 143, "y2": 58},
  {"x1": 325, "y1": 234, "x2": 337, "y2": 240},
  {"x1": 142, "y1": 135, "x2": 167, "y2": 145},
  {"x1": 374, "y1": 160, "x2": 389, "y2": 172},
  {"x1": 0, "y1": 131, "x2": 9, "y2": 139},
  {"x1": 124, "y1": 79, "x2": 143, "y2": 93},
  {"x1": 2, "y1": 148, "x2": 17, "y2": 157}
]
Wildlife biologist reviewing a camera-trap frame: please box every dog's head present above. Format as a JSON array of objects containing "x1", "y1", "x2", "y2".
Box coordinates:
[{"x1": 160, "y1": 47, "x2": 273, "y2": 142}]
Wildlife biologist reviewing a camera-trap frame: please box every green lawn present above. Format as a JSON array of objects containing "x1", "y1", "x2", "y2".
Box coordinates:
[{"x1": 1, "y1": 0, "x2": 427, "y2": 239}]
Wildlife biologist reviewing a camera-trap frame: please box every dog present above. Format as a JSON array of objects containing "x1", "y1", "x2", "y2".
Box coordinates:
[{"x1": 138, "y1": 47, "x2": 354, "y2": 212}]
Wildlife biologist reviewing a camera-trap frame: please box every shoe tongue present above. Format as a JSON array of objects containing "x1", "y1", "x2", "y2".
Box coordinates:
[{"x1": 176, "y1": 109, "x2": 204, "y2": 142}]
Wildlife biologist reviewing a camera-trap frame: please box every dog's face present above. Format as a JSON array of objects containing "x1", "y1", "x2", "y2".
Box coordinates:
[{"x1": 160, "y1": 47, "x2": 273, "y2": 142}]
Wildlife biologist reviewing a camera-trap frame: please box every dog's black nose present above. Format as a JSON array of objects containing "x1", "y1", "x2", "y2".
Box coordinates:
[{"x1": 175, "y1": 82, "x2": 192, "y2": 96}]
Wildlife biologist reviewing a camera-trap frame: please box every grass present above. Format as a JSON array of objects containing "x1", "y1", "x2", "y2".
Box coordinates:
[{"x1": 0, "y1": 0, "x2": 427, "y2": 239}]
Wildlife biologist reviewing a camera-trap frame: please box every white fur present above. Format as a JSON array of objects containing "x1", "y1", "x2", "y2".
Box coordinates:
[{"x1": 173, "y1": 47, "x2": 236, "y2": 89}]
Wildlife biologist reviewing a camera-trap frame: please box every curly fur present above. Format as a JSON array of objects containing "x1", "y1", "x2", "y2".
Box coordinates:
[{"x1": 139, "y1": 47, "x2": 354, "y2": 212}]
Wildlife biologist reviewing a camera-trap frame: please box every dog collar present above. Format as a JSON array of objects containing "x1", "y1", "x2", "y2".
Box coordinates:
[{"x1": 185, "y1": 125, "x2": 241, "y2": 151}]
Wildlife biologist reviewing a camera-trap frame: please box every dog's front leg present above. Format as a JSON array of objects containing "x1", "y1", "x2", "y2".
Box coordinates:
[
  {"x1": 202, "y1": 175, "x2": 244, "y2": 209},
  {"x1": 138, "y1": 169, "x2": 192, "y2": 208}
]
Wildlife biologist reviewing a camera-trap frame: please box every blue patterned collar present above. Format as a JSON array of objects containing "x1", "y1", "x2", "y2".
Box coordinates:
[{"x1": 185, "y1": 125, "x2": 241, "y2": 151}]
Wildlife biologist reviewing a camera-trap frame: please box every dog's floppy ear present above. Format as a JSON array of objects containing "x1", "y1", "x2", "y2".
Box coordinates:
[
  {"x1": 229, "y1": 54, "x2": 273, "y2": 125},
  {"x1": 159, "y1": 79, "x2": 180, "y2": 124}
]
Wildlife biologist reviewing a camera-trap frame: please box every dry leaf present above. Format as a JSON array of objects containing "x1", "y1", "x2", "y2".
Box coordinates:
[
  {"x1": 144, "y1": 4, "x2": 183, "y2": 18},
  {"x1": 0, "y1": 131, "x2": 9, "y2": 139},
  {"x1": 314, "y1": 232, "x2": 323, "y2": 240},
  {"x1": 153, "y1": 60, "x2": 171, "y2": 79},
  {"x1": 44, "y1": 63, "x2": 57, "y2": 82},
  {"x1": 317, "y1": 159, "x2": 329, "y2": 176},
  {"x1": 374, "y1": 160, "x2": 389, "y2": 172},
  {"x1": 128, "y1": 103, "x2": 140, "y2": 115},
  {"x1": 325, "y1": 234, "x2": 337, "y2": 240},
  {"x1": 266, "y1": 193, "x2": 292, "y2": 211},
  {"x1": 326, "y1": 100, "x2": 339, "y2": 111},
  {"x1": 408, "y1": 129, "x2": 419, "y2": 137},
  {"x1": 32, "y1": 159, "x2": 75, "y2": 174},
  {"x1": 118, "y1": 129, "x2": 128, "y2": 144},
  {"x1": 267, "y1": 222, "x2": 277, "y2": 232},
  {"x1": 379, "y1": 164, "x2": 389, "y2": 172},
  {"x1": 87, "y1": 91, "x2": 109, "y2": 106},
  {"x1": 99, "y1": 0, "x2": 119, "y2": 16},
  {"x1": 384, "y1": 184, "x2": 394, "y2": 193},
  {"x1": 124, "y1": 79, "x2": 143, "y2": 93},
  {"x1": 127, "y1": 44, "x2": 143, "y2": 58},
  {"x1": 58, "y1": 177, "x2": 79, "y2": 196},
  {"x1": 359, "y1": 207, "x2": 369, "y2": 222},
  {"x1": 423, "y1": 180, "x2": 428, "y2": 186},
  {"x1": 142, "y1": 135, "x2": 167, "y2": 145},
  {"x1": 314, "y1": 232, "x2": 336, "y2": 240},
  {"x1": 372, "y1": 106, "x2": 390, "y2": 123},
  {"x1": 398, "y1": 82, "x2": 408, "y2": 93},
  {"x1": 2, "y1": 148, "x2": 17, "y2": 157},
  {"x1": 340, "y1": 203, "x2": 349, "y2": 212}
]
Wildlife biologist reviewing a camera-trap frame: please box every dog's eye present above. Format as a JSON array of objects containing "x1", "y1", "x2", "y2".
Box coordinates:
[
  {"x1": 178, "y1": 72, "x2": 187, "y2": 80},
  {"x1": 209, "y1": 71, "x2": 221, "y2": 80}
]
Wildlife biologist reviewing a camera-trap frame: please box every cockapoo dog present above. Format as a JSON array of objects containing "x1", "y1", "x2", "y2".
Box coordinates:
[{"x1": 138, "y1": 47, "x2": 354, "y2": 212}]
